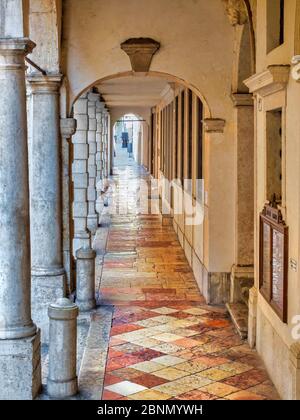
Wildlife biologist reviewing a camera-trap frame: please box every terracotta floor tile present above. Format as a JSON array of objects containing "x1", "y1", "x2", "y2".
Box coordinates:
[
  {"x1": 175, "y1": 360, "x2": 208, "y2": 374},
  {"x1": 110, "y1": 324, "x2": 143, "y2": 336},
  {"x1": 173, "y1": 338, "x2": 202, "y2": 349},
  {"x1": 197, "y1": 368, "x2": 235, "y2": 381},
  {"x1": 175, "y1": 390, "x2": 217, "y2": 400},
  {"x1": 108, "y1": 348, "x2": 125, "y2": 359},
  {"x1": 109, "y1": 337, "x2": 127, "y2": 347},
  {"x1": 151, "y1": 355, "x2": 186, "y2": 367},
  {"x1": 102, "y1": 390, "x2": 123, "y2": 400},
  {"x1": 104, "y1": 374, "x2": 124, "y2": 386},
  {"x1": 99, "y1": 161, "x2": 279, "y2": 401},
  {"x1": 149, "y1": 343, "x2": 184, "y2": 354},
  {"x1": 128, "y1": 390, "x2": 171, "y2": 400},
  {"x1": 152, "y1": 367, "x2": 188, "y2": 381},
  {"x1": 153, "y1": 333, "x2": 183, "y2": 343},
  {"x1": 200, "y1": 382, "x2": 239, "y2": 397},
  {"x1": 222, "y1": 369, "x2": 269, "y2": 390},
  {"x1": 132, "y1": 373, "x2": 168, "y2": 388},
  {"x1": 130, "y1": 361, "x2": 165, "y2": 373},
  {"x1": 218, "y1": 361, "x2": 253, "y2": 375},
  {"x1": 105, "y1": 381, "x2": 148, "y2": 397},
  {"x1": 110, "y1": 368, "x2": 142, "y2": 380}
]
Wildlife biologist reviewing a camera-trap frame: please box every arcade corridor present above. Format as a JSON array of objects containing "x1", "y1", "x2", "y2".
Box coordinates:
[
  {"x1": 96, "y1": 161, "x2": 279, "y2": 401},
  {"x1": 2, "y1": 0, "x2": 300, "y2": 402}
]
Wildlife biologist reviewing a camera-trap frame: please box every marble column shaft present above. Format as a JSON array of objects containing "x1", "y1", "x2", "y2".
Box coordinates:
[
  {"x1": 61, "y1": 118, "x2": 77, "y2": 293},
  {"x1": 0, "y1": 37, "x2": 41, "y2": 400},
  {"x1": 230, "y1": 93, "x2": 254, "y2": 304},
  {"x1": 27, "y1": 74, "x2": 66, "y2": 342}
]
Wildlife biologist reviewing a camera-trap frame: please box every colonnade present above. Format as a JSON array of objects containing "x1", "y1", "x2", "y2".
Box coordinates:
[{"x1": 0, "y1": 5, "x2": 111, "y2": 398}]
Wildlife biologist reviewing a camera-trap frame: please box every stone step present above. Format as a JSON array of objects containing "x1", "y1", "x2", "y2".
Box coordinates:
[{"x1": 226, "y1": 302, "x2": 248, "y2": 340}]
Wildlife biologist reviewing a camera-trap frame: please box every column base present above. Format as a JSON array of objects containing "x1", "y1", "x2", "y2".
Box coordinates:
[
  {"x1": 230, "y1": 265, "x2": 254, "y2": 304},
  {"x1": 248, "y1": 287, "x2": 258, "y2": 348},
  {"x1": 87, "y1": 214, "x2": 99, "y2": 234},
  {"x1": 73, "y1": 231, "x2": 91, "y2": 257},
  {"x1": 76, "y1": 298, "x2": 97, "y2": 312},
  {"x1": 47, "y1": 376, "x2": 78, "y2": 399},
  {"x1": 31, "y1": 272, "x2": 67, "y2": 344},
  {"x1": 0, "y1": 330, "x2": 41, "y2": 400},
  {"x1": 202, "y1": 268, "x2": 231, "y2": 305}
]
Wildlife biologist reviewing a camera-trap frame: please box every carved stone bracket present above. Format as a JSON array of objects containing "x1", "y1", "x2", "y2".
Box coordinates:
[
  {"x1": 60, "y1": 118, "x2": 77, "y2": 139},
  {"x1": 292, "y1": 56, "x2": 300, "y2": 82},
  {"x1": 231, "y1": 92, "x2": 254, "y2": 107},
  {"x1": 203, "y1": 118, "x2": 226, "y2": 133},
  {"x1": 222, "y1": 0, "x2": 248, "y2": 26},
  {"x1": 121, "y1": 38, "x2": 160, "y2": 72}
]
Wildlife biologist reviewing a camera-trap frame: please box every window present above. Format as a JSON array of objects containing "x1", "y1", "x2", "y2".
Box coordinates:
[
  {"x1": 188, "y1": 90, "x2": 193, "y2": 181},
  {"x1": 181, "y1": 90, "x2": 185, "y2": 185},
  {"x1": 266, "y1": 108, "x2": 282, "y2": 203},
  {"x1": 197, "y1": 97, "x2": 203, "y2": 180},
  {"x1": 267, "y1": 0, "x2": 284, "y2": 53},
  {"x1": 175, "y1": 96, "x2": 179, "y2": 179}
]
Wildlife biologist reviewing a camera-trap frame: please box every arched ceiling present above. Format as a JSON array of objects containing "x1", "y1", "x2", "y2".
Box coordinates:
[{"x1": 96, "y1": 75, "x2": 175, "y2": 108}]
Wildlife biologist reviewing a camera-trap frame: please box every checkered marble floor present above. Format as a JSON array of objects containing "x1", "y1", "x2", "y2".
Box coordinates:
[{"x1": 98, "y1": 163, "x2": 280, "y2": 401}]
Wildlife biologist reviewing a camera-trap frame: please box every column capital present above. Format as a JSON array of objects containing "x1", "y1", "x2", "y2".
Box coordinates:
[
  {"x1": 203, "y1": 118, "x2": 226, "y2": 133},
  {"x1": 231, "y1": 92, "x2": 254, "y2": 107},
  {"x1": 0, "y1": 38, "x2": 35, "y2": 54},
  {"x1": 60, "y1": 118, "x2": 77, "y2": 138},
  {"x1": 27, "y1": 74, "x2": 63, "y2": 94},
  {"x1": 0, "y1": 38, "x2": 35, "y2": 68}
]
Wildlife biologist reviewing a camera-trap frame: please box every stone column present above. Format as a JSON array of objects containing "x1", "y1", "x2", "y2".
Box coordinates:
[
  {"x1": 103, "y1": 110, "x2": 109, "y2": 182},
  {"x1": 87, "y1": 92, "x2": 100, "y2": 235},
  {"x1": 96, "y1": 102, "x2": 105, "y2": 221},
  {"x1": 61, "y1": 118, "x2": 77, "y2": 293},
  {"x1": 0, "y1": 38, "x2": 41, "y2": 400},
  {"x1": 27, "y1": 74, "x2": 66, "y2": 343},
  {"x1": 230, "y1": 93, "x2": 254, "y2": 304},
  {"x1": 96, "y1": 102, "x2": 105, "y2": 194},
  {"x1": 72, "y1": 95, "x2": 91, "y2": 256}
]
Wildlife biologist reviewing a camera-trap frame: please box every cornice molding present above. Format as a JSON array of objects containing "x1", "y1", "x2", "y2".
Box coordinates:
[{"x1": 244, "y1": 65, "x2": 290, "y2": 97}]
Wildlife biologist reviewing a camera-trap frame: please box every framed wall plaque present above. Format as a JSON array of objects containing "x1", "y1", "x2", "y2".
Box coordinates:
[{"x1": 259, "y1": 204, "x2": 288, "y2": 323}]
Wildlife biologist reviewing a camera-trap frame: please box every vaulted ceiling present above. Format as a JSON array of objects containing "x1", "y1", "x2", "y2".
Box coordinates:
[{"x1": 96, "y1": 75, "x2": 174, "y2": 109}]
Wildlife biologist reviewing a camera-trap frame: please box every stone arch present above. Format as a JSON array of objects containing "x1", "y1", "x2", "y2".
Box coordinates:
[
  {"x1": 112, "y1": 112, "x2": 149, "y2": 168},
  {"x1": 110, "y1": 109, "x2": 150, "y2": 127},
  {"x1": 69, "y1": 71, "x2": 211, "y2": 119},
  {"x1": 243, "y1": 0, "x2": 256, "y2": 71},
  {"x1": 232, "y1": 22, "x2": 253, "y2": 93}
]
